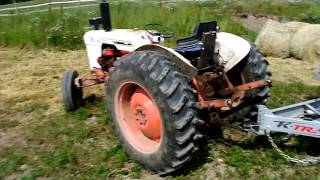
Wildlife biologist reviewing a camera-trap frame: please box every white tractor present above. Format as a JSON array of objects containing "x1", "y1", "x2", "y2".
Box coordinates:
[{"x1": 62, "y1": 0, "x2": 320, "y2": 175}]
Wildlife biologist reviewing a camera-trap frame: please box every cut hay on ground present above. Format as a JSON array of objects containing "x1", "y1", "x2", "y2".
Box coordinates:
[
  {"x1": 266, "y1": 57, "x2": 319, "y2": 85},
  {"x1": 0, "y1": 48, "x2": 104, "y2": 125}
]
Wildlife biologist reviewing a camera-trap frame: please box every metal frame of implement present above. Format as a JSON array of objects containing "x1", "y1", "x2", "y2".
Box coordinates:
[{"x1": 250, "y1": 98, "x2": 320, "y2": 138}]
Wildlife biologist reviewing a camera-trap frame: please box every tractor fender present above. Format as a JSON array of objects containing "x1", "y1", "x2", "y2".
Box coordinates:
[
  {"x1": 216, "y1": 32, "x2": 251, "y2": 72},
  {"x1": 135, "y1": 44, "x2": 198, "y2": 78}
]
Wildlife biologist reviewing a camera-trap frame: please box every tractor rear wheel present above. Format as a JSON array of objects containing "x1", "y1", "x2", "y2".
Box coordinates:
[
  {"x1": 62, "y1": 70, "x2": 83, "y2": 111},
  {"x1": 106, "y1": 51, "x2": 203, "y2": 175},
  {"x1": 242, "y1": 44, "x2": 271, "y2": 102},
  {"x1": 227, "y1": 44, "x2": 271, "y2": 122}
]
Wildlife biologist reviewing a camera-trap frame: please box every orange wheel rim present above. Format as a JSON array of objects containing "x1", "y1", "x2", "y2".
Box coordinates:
[{"x1": 115, "y1": 82, "x2": 162, "y2": 153}]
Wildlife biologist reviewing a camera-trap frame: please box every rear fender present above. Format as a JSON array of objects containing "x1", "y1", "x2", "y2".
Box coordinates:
[
  {"x1": 135, "y1": 44, "x2": 198, "y2": 78},
  {"x1": 135, "y1": 33, "x2": 251, "y2": 77},
  {"x1": 216, "y1": 32, "x2": 251, "y2": 72}
]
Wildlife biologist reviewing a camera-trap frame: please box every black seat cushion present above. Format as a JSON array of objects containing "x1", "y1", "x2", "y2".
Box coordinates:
[
  {"x1": 176, "y1": 21, "x2": 217, "y2": 47},
  {"x1": 174, "y1": 43, "x2": 203, "y2": 59}
]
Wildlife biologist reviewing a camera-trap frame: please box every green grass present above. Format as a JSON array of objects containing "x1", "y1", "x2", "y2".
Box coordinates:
[
  {"x1": 1, "y1": 0, "x2": 320, "y2": 178},
  {"x1": 0, "y1": 0, "x2": 77, "y2": 9},
  {"x1": 0, "y1": 152, "x2": 27, "y2": 177},
  {"x1": 231, "y1": 0, "x2": 320, "y2": 20},
  {"x1": 268, "y1": 82, "x2": 320, "y2": 108},
  {"x1": 0, "y1": 1, "x2": 257, "y2": 50},
  {"x1": 1, "y1": 1, "x2": 319, "y2": 50},
  {"x1": 1, "y1": 82, "x2": 320, "y2": 179},
  {"x1": 0, "y1": 97, "x2": 138, "y2": 179}
]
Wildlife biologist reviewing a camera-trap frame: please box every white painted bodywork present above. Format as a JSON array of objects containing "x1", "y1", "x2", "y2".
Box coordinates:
[
  {"x1": 84, "y1": 29, "x2": 163, "y2": 69},
  {"x1": 136, "y1": 44, "x2": 198, "y2": 77},
  {"x1": 84, "y1": 29, "x2": 251, "y2": 73},
  {"x1": 216, "y1": 32, "x2": 251, "y2": 72}
]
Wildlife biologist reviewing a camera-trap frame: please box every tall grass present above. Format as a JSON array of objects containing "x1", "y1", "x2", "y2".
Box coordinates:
[
  {"x1": 0, "y1": 1, "x2": 319, "y2": 50},
  {"x1": 0, "y1": 2, "x2": 256, "y2": 49}
]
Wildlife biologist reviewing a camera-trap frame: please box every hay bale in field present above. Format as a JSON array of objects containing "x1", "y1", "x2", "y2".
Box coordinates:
[
  {"x1": 285, "y1": 21, "x2": 308, "y2": 29},
  {"x1": 255, "y1": 20, "x2": 303, "y2": 58},
  {"x1": 290, "y1": 24, "x2": 320, "y2": 62},
  {"x1": 303, "y1": 38, "x2": 320, "y2": 63},
  {"x1": 256, "y1": 20, "x2": 320, "y2": 63}
]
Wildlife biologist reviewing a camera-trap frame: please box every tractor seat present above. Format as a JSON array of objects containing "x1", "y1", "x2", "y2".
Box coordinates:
[{"x1": 176, "y1": 21, "x2": 217, "y2": 47}]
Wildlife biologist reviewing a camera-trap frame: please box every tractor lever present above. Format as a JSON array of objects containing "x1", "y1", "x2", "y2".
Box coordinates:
[
  {"x1": 88, "y1": 0, "x2": 112, "y2": 31},
  {"x1": 198, "y1": 31, "x2": 223, "y2": 73}
]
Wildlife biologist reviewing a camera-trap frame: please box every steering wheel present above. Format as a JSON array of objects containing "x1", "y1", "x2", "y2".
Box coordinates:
[{"x1": 144, "y1": 23, "x2": 175, "y2": 39}]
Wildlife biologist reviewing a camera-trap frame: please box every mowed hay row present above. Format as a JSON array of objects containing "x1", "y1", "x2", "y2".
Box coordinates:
[
  {"x1": 266, "y1": 57, "x2": 319, "y2": 86},
  {"x1": 0, "y1": 47, "x2": 318, "y2": 126},
  {"x1": 0, "y1": 48, "x2": 104, "y2": 124}
]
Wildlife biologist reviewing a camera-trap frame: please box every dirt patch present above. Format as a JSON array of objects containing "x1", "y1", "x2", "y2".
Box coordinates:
[
  {"x1": 0, "y1": 130, "x2": 26, "y2": 150},
  {"x1": 237, "y1": 13, "x2": 279, "y2": 33}
]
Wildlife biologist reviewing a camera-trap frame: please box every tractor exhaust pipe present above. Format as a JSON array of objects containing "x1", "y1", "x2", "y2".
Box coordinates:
[{"x1": 100, "y1": 0, "x2": 112, "y2": 31}]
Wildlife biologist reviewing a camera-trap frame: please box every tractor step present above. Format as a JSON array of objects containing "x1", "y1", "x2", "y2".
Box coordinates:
[{"x1": 248, "y1": 98, "x2": 320, "y2": 138}]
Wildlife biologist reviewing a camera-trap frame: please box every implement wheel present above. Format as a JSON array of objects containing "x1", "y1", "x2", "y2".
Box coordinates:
[
  {"x1": 106, "y1": 51, "x2": 203, "y2": 175},
  {"x1": 62, "y1": 70, "x2": 83, "y2": 111}
]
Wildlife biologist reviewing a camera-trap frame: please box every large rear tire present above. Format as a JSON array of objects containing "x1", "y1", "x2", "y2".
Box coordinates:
[
  {"x1": 106, "y1": 51, "x2": 203, "y2": 175},
  {"x1": 226, "y1": 44, "x2": 271, "y2": 122},
  {"x1": 242, "y1": 44, "x2": 271, "y2": 101}
]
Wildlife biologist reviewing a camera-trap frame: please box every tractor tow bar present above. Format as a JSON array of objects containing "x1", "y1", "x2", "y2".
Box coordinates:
[
  {"x1": 74, "y1": 68, "x2": 110, "y2": 88},
  {"x1": 195, "y1": 79, "x2": 272, "y2": 110}
]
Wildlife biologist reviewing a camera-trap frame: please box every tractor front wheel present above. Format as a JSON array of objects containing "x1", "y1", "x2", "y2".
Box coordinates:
[
  {"x1": 62, "y1": 70, "x2": 83, "y2": 111},
  {"x1": 106, "y1": 51, "x2": 203, "y2": 175}
]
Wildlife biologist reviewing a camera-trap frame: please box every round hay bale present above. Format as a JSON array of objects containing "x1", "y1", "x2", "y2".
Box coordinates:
[
  {"x1": 290, "y1": 24, "x2": 320, "y2": 60},
  {"x1": 303, "y1": 38, "x2": 320, "y2": 63},
  {"x1": 285, "y1": 21, "x2": 308, "y2": 29},
  {"x1": 255, "y1": 20, "x2": 300, "y2": 58}
]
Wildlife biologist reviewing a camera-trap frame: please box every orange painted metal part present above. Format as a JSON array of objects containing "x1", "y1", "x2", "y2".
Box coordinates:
[
  {"x1": 102, "y1": 49, "x2": 131, "y2": 57},
  {"x1": 74, "y1": 68, "x2": 110, "y2": 88},
  {"x1": 197, "y1": 99, "x2": 232, "y2": 110},
  {"x1": 193, "y1": 75, "x2": 271, "y2": 110},
  {"x1": 75, "y1": 49, "x2": 131, "y2": 89},
  {"x1": 192, "y1": 77, "x2": 208, "y2": 102},
  {"x1": 192, "y1": 76, "x2": 231, "y2": 110},
  {"x1": 130, "y1": 88, "x2": 161, "y2": 141},
  {"x1": 236, "y1": 79, "x2": 271, "y2": 92},
  {"x1": 103, "y1": 49, "x2": 116, "y2": 56},
  {"x1": 119, "y1": 50, "x2": 130, "y2": 56},
  {"x1": 115, "y1": 83, "x2": 162, "y2": 153}
]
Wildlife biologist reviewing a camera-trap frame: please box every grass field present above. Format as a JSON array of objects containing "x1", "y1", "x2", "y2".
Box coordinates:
[
  {"x1": 0, "y1": 1, "x2": 254, "y2": 49},
  {"x1": 1, "y1": 0, "x2": 320, "y2": 179},
  {"x1": 0, "y1": 0, "x2": 320, "y2": 49},
  {"x1": 1, "y1": 48, "x2": 320, "y2": 179}
]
